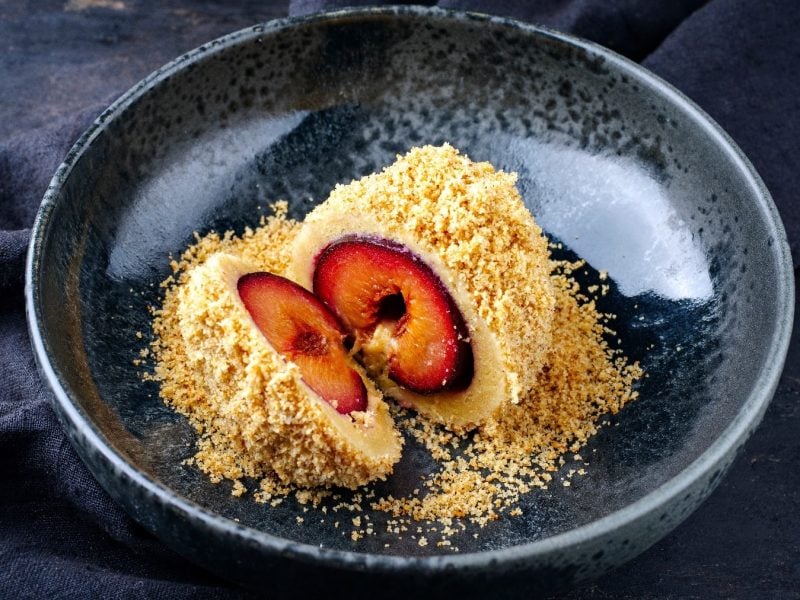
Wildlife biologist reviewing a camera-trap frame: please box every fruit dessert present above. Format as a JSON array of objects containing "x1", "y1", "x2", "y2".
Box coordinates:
[
  {"x1": 291, "y1": 144, "x2": 555, "y2": 432},
  {"x1": 174, "y1": 251, "x2": 401, "y2": 490},
  {"x1": 148, "y1": 145, "x2": 642, "y2": 525}
]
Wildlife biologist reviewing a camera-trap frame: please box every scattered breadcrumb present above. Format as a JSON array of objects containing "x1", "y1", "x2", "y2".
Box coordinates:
[{"x1": 231, "y1": 480, "x2": 246, "y2": 497}]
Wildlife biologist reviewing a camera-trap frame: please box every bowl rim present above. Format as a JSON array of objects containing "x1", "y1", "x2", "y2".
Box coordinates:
[{"x1": 25, "y1": 4, "x2": 795, "y2": 575}]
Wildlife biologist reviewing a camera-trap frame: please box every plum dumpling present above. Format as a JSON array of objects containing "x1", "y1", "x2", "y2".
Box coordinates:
[
  {"x1": 176, "y1": 252, "x2": 402, "y2": 489},
  {"x1": 291, "y1": 144, "x2": 555, "y2": 432}
]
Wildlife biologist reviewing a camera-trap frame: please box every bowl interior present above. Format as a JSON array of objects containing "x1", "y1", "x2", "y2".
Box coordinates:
[{"x1": 33, "y1": 11, "x2": 786, "y2": 558}]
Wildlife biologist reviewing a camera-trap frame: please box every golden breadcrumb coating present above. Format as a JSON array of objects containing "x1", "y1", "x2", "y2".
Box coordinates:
[
  {"x1": 292, "y1": 144, "x2": 555, "y2": 430},
  {"x1": 151, "y1": 206, "x2": 401, "y2": 490}
]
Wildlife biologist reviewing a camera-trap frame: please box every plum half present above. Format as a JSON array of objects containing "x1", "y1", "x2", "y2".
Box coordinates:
[
  {"x1": 237, "y1": 272, "x2": 367, "y2": 414},
  {"x1": 312, "y1": 236, "x2": 474, "y2": 395}
]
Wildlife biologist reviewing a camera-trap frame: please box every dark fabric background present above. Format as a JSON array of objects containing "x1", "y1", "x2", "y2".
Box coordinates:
[{"x1": 2, "y1": 1, "x2": 798, "y2": 597}]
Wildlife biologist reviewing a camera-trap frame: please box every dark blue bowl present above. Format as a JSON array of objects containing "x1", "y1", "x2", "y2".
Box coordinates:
[{"x1": 25, "y1": 6, "x2": 794, "y2": 597}]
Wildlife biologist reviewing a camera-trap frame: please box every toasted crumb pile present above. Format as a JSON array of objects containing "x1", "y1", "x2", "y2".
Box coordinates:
[
  {"x1": 146, "y1": 150, "x2": 642, "y2": 546},
  {"x1": 372, "y1": 258, "x2": 641, "y2": 525},
  {"x1": 149, "y1": 204, "x2": 298, "y2": 482},
  {"x1": 302, "y1": 144, "x2": 555, "y2": 404}
]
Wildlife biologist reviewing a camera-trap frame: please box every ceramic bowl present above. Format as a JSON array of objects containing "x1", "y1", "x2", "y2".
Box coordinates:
[{"x1": 25, "y1": 7, "x2": 794, "y2": 597}]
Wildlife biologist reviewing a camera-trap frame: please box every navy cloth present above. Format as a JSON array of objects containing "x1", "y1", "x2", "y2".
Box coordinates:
[{"x1": 2, "y1": 1, "x2": 799, "y2": 597}]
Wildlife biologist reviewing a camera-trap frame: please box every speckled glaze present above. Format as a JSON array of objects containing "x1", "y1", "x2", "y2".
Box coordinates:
[{"x1": 25, "y1": 7, "x2": 793, "y2": 597}]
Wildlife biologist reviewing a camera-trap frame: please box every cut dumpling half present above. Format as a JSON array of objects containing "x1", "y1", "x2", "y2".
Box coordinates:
[
  {"x1": 290, "y1": 144, "x2": 555, "y2": 431},
  {"x1": 176, "y1": 252, "x2": 402, "y2": 489}
]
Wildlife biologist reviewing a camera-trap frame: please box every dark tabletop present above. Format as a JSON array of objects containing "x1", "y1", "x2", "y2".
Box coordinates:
[{"x1": 1, "y1": 1, "x2": 798, "y2": 598}]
